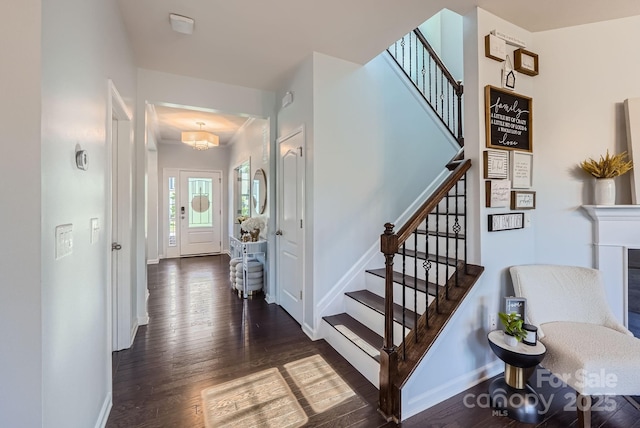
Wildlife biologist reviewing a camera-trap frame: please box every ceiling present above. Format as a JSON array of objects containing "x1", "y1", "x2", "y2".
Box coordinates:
[
  {"x1": 122, "y1": 0, "x2": 640, "y2": 144},
  {"x1": 151, "y1": 105, "x2": 251, "y2": 146}
]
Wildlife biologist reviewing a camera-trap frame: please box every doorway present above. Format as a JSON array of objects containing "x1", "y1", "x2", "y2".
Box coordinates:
[
  {"x1": 163, "y1": 169, "x2": 223, "y2": 258},
  {"x1": 108, "y1": 80, "x2": 135, "y2": 352}
]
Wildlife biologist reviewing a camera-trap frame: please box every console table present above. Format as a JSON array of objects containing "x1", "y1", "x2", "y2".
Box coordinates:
[
  {"x1": 487, "y1": 330, "x2": 547, "y2": 423},
  {"x1": 229, "y1": 236, "x2": 267, "y2": 298}
]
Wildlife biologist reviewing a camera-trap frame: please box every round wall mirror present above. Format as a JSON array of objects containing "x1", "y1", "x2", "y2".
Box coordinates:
[{"x1": 252, "y1": 169, "x2": 267, "y2": 214}]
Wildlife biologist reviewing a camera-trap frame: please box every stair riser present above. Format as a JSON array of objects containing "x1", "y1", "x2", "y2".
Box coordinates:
[
  {"x1": 391, "y1": 254, "x2": 455, "y2": 284},
  {"x1": 345, "y1": 297, "x2": 409, "y2": 347},
  {"x1": 365, "y1": 273, "x2": 432, "y2": 314},
  {"x1": 321, "y1": 321, "x2": 380, "y2": 388}
]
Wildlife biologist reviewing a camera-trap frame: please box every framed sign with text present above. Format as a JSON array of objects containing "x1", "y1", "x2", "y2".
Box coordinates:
[
  {"x1": 511, "y1": 191, "x2": 536, "y2": 210},
  {"x1": 510, "y1": 151, "x2": 533, "y2": 189},
  {"x1": 488, "y1": 212, "x2": 525, "y2": 232},
  {"x1": 485, "y1": 85, "x2": 532, "y2": 152}
]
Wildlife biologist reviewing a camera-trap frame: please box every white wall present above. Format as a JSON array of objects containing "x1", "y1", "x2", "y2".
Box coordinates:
[
  {"x1": 0, "y1": 1, "x2": 42, "y2": 426},
  {"x1": 312, "y1": 51, "x2": 459, "y2": 333},
  {"x1": 419, "y1": 9, "x2": 464, "y2": 82},
  {"x1": 276, "y1": 55, "x2": 316, "y2": 327},
  {"x1": 402, "y1": 8, "x2": 536, "y2": 419},
  {"x1": 40, "y1": 0, "x2": 137, "y2": 426},
  {"x1": 532, "y1": 15, "x2": 640, "y2": 266},
  {"x1": 156, "y1": 143, "x2": 230, "y2": 257},
  {"x1": 228, "y1": 117, "x2": 271, "y2": 232}
]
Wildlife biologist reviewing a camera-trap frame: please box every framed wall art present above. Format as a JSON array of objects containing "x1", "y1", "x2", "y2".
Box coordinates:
[
  {"x1": 484, "y1": 150, "x2": 509, "y2": 179},
  {"x1": 485, "y1": 85, "x2": 532, "y2": 152},
  {"x1": 511, "y1": 190, "x2": 536, "y2": 210},
  {"x1": 510, "y1": 151, "x2": 533, "y2": 189},
  {"x1": 488, "y1": 212, "x2": 524, "y2": 232},
  {"x1": 514, "y1": 49, "x2": 539, "y2": 76},
  {"x1": 486, "y1": 180, "x2": 511, "y2": 208}
]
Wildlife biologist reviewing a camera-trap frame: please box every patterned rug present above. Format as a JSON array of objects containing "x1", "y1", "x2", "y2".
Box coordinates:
[
  {"x1": 202, "y1": 368, "x2": 307, "y2": 428},
  {"x1": 284, "y1": 354, "x2": 355, "y2": 413}
]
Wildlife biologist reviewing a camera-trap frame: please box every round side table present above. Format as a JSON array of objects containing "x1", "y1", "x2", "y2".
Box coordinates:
[{"x1": 487, "y1": 330, "x2": 546, "y2": 424}]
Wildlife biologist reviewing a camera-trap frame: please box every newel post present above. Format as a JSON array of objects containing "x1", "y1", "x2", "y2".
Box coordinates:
[{"x1": 379, "y1": 223, "x2": 399, "y2": 421}]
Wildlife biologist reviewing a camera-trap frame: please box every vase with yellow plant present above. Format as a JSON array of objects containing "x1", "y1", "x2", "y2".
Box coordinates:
[{"x1": 580, "y1": 150, "x2": 633, "y2": 205}]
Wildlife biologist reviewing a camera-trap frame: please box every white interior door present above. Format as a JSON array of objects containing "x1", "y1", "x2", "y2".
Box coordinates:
[
  {"x1": 277, "y1": 129, "x2": 304, "y2": 324},
  {"x1": 179, "y1": 170, "x2": 222, "y2": 256},
  {"x1": 111, "y1": 117, "x2": 120, "y2": 350},
  {"x1": 109, "y1": 81, "x2": 134, "y2": 352}
]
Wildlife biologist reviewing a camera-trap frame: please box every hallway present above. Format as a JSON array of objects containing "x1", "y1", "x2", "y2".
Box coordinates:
[{"x1": 106, "y1": 255, "x2": 383, "y2": 427}]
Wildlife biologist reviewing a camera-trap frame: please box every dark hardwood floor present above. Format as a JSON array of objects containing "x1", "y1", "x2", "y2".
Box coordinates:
[{"x1": 107, "y1": 255, "x2": 639, "y2": 427}]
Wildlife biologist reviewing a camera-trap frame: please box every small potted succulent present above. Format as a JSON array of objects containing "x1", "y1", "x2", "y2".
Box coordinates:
[{"x1": 499, "y1": 312, "x2": 526, "y2": 347}]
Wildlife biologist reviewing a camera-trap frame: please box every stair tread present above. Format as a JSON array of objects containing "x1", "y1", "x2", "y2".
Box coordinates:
[
  {"x1": 414, "y1": 229, "x2": 466, "y2": 239},
  {"x1": 345, "y1": 290, "x2": 418, "y2": 330},
  {"x1": 366, "y1": 268, "x2": 438, "y2": 296},
  {"x1": 323, "y1": 313, "x2": 381, "y2": 362},
  {"x1": 396, "y1": 249, "x2": 460, "y2": 267}
]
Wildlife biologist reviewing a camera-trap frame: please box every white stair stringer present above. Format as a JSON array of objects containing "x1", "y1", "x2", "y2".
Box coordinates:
[{"x1": 319, "y1": 320, "x2": 380, "y2": 387}]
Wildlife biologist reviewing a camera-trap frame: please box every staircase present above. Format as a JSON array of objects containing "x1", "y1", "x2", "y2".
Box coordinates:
[{"x1": 321, "y1": 27, "x2": 484, "y2": 422}]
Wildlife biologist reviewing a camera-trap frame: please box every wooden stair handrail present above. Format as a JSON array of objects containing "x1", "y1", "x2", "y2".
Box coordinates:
[
  {"x1": 413, "y1": 29, "x2": 462, "y2": 97},
  {"x1": 395, "y1": 158, "x2": 470, "y2": 247}
]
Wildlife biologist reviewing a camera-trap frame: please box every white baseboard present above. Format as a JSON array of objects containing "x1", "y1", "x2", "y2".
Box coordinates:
[
  {"x1": 94, "y1": 392, "x2": 112, "y2": 428},
  {"x1": 146, "y1": 259, "x2": 159, "y2": 265},
  {"x1": 302, "y1": 322, "x2": 319, "y2": 341},
  {"x1": 137, "y1": 315, "x2": 149, "y2": 326},
  {"x1": 129, "y1": 320, "x2": 139, "y2": 348},
  {"x1": 265, "y1": 293, "x2": 276, "y2": 304},
  {"x1": 402, "y1": 359, "x2": 503, "y2": 421}
]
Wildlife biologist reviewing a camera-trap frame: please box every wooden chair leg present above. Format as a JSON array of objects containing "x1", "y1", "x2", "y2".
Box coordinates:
[{"x1": 576, "y1": 393, "x2": 591, "y2": 428}]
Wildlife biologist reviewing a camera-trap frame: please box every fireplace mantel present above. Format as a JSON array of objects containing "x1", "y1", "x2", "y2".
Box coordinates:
[{"x1": 582, "y1": 205, "x2": 640, "y2": 325}]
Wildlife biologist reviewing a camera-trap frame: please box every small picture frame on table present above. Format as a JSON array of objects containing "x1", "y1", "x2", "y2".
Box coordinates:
[{"x1": 505, "y1": 297, "x2": 526, "y2": 320}]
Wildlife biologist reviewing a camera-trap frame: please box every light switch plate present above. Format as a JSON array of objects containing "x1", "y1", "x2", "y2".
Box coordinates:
[
  {"x1": 90, "y1": 218, "x2": 99, "y2": 244},
  {"x1": 55, "y1": 224, "x2": 73, "y2": 259}
]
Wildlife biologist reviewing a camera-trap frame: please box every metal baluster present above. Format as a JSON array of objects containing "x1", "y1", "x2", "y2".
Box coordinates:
[
  {"x1": 454, "y1": 179, "x2": 461, "y2": 287},
  {"x1": 414, "y1": 231, "x2": 419, "y2": 342},
  {"x1": 402, "y1": 242, "x2": 407, "y2": 360},
  {"x1": 432, "y1": 206, "x2": 438, "y2": 314},
  {"x1": 424, "y1": 216, "x2": 429, "y2": 329},
  {"x1": 464, "y1": 172, "x2": 468, "y2": 275},
  {"x1": 445, "y1": 191, "x2": 450, "y2": 300}
]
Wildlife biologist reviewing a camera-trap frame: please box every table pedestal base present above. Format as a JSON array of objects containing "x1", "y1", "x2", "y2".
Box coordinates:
[{"x1": 489, "y1": 377, "x2": 545, "y2": 424}]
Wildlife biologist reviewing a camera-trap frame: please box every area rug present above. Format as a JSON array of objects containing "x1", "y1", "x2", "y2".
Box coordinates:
[
  {"x1": 201, "y1": 367, "x2": 307, "y2": 428},
  {"x1": 284, "y1": 354, "x2": 355, "y2": 413}
]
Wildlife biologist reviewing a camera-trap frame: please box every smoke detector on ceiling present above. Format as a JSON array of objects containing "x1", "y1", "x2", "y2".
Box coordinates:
[{"x1": 169, "y1": 13, "x2": 194, "y2": 35}]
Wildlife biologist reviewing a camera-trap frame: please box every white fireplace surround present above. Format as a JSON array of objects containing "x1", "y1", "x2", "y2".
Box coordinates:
[{"x1": 583, "y1": 205, "x2": 640, "y2": 327}]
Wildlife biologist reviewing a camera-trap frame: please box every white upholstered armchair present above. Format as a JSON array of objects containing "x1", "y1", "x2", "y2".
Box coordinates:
[{"x1": 509, "y1": 264, "x2": 640, "y2": 427}]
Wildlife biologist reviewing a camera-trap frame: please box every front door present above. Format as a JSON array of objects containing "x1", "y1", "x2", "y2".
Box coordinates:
[
  {"x1": 277, "y1": 129, "x2": 304, "y2": 324},
  {"x1": 179, "y1": 170, "x2": 222, "y2": 256}
]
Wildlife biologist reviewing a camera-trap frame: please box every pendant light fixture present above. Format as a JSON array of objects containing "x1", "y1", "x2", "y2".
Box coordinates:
[{"x1": 181, "y1": 122, "x2": 219, "y2": 150}]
